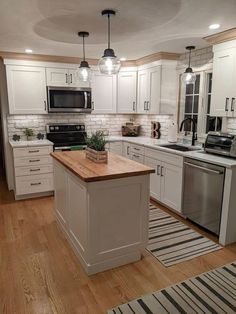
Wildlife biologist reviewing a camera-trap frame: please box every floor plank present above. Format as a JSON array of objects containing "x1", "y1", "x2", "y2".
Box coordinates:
[{"x1": 0, "y1": 177, "x2": 236, "y2": 313}]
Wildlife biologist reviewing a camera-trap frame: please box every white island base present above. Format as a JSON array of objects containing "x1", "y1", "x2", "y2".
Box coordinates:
[{"x1": 53, "y1": 159, "x2": 150, "y2": 275}]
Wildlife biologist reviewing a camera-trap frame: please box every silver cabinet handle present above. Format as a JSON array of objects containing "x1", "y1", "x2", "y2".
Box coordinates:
[
  {"x1": 133, "y1": 101, "x2": 136, "y2": 111},
  {"x1": 31, "y1": 182, "x2": 41, "y2": 186},
  {"x1": 231, "y1": 98, "x2": 235, "y2": 112},
  {"x1": 44, "y1": 100, "x2": 47, "y2": 111},
  {"x1": 157, "y1": 165, "x2": 160, "y2": 176},
  {"x1": 65, "y1": 73, "x2": 68, "y2": 84},
  {"x1": 92, "y1": 101, "x2": 94, "y2": 110},
  {"x1": 70, "y1": 73, "x2": 73, "y2": 84},
  {"x1": 29, "y1": 159, "x2": 40, "y2": 162},
  {"x1": 146, "y1": 101, "x2": 150, "y2": 111},
  {"x1": 160, "y1": 166, "x2": 164, "y2": 177},
  {"x1": 30, "y1": 168, "x2": 40, "y2": 172},
  {"x1": 225, "y1": 97, "x2": 229, "y2": 111},
  {"x1": 133, "y1": 147, "x2": 140, "y2": 151},
  {"x1": 28, "y1": 150, "x2": 39, "y2": 153},
  {"x1": 184, "y1": 162, "x2": 224, "y2": 175},
  {"x1": 127, "y1": 146, "x2": 130, "y2": 155},
  {"x1": 144, "y1": 101, "x2": 146, "y2": 110},
  {"x1": 133, "y1": 154, "x2": 140, "y2": 158}
]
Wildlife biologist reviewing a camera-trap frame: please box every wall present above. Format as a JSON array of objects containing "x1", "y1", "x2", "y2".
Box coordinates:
[
  {"x1": 177, "y1": 46, "x2": 236, "y2": 134},
  {"x1": 7, "y1": 113, "x2": 172, "y2": 140}
]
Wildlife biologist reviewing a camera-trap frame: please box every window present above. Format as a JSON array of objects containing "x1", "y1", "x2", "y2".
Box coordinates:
[{"x1": 179, "y1": 71, "x2": 222, "y2": 137}]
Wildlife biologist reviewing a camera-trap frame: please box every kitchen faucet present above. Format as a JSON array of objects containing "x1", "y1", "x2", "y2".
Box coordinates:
[{"x1": 180, "y1": 117, "x2": 197, "y2": 146}]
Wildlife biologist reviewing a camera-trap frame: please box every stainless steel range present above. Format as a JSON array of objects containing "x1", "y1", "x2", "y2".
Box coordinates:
[{"x1": 46, "y1": 123, "x2": 87, "y2": 151}]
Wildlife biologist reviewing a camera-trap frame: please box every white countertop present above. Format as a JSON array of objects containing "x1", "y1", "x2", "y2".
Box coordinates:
[
  {"x1": 107, "y1": 136, "x2": 236, "y2": 168},
  {"x1": 9, "y1": 139, "x2": 53, "y2": 148}
]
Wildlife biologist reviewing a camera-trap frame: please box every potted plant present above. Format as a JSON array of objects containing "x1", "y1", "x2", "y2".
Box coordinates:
[
  {"x1": 23, "y1": 128, "x2": 35, "y2": 141},
  {"x1": 85, "y1": 131, "x2": 108, "y2": 163}
]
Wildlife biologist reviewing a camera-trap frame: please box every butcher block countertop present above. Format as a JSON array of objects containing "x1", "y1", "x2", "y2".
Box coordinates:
[{"x1": 51, "y1": 151, "x2": 155, "y2": 182}]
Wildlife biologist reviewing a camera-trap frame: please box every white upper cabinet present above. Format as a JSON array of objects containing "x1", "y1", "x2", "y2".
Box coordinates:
[
  {"x1": 6, "y1": 65, "x2": 48, "y2": 115},
  {"x1": 117, "y1": 71, "x2": 137, "y2": 113},
  {"x1": 46, "y1": 67, "x2": 90, "y2": 88},
  {"x1": 91, "y1": 72, "x2": 117, "y2": 114},
  {"x1": 137, "y1": 70, "x2": 149, "y2": 113},
  {"x1": 211, "y1": 42, "x2": 236, "y2": 117},
  {"x1": 137, "y1": 64, "x2": 177, "y2": 115}
]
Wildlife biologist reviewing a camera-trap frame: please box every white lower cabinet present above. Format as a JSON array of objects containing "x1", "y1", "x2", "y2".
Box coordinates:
[
  {"x1": 145, "y1": 149, "x2": 183, "y2": 213},
  {"x1": 109, "y1": 142, "x2": 123, "y2": 156},
  {"x1": 12, "y1": 145, "x2": 54, "y2": 199}
]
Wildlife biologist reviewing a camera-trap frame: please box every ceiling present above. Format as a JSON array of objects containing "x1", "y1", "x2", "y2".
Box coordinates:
[{"x1": 1, "y1": 0, "x2": 236, "y2": 60}]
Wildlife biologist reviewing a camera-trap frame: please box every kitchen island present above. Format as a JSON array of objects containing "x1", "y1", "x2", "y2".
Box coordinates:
[{"x1": 51, "y1": 151, "x2": 154, "y2": 275}]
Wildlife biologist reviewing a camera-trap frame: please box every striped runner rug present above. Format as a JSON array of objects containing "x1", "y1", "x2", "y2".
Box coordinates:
[
  {"x1": 108, "y1": 261, "x2": 236, "y2": 314},
  {"x1": 147, "y1": 204, "x2": 222, "y2": 267}
]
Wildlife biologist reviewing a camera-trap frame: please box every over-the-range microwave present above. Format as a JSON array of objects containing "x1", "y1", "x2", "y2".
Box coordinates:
[{"x1": 47, "y1": 86, "x2": 92, "y2": 113}]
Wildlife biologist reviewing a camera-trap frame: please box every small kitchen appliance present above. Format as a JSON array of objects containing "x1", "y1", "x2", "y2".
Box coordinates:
[
  {"x1": 204, "y1": 132, "x2": 236, "y2": 158},
  {"x1": 46, "y1": 123, "x2": 87, "y2": 151},
  {"x1": 121, "y1": 123, "x2": 140, "y2": 137}
]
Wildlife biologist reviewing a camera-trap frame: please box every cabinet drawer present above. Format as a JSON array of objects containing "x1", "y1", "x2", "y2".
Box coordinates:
[
  {"x1": 145, "y1": 147, "x2": 183, "y2": 167},
  {"x1": 15, "y1": 173, "x2": 54, "y2": 195},
  {"x1": 13, "y1": 146, "x2": 52, "y2": 157},
  {"x1": 130, "y1": 144, "x2": 144, "y2": 155},
  {"x1": 15, "y1": 164, "x2": 53, "y2": 177},
  {"x1": 14, "y1": 156, "x2": 52, "y2": 167},
  {"x1": 132, "y1": 153, "x2": 144, "y2": 164}
]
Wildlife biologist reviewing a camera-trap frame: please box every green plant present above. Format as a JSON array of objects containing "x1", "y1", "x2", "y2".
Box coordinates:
[
  {"x1": 23, "y1": 128, "x2": 35, "y2": 138},
  {"x1": 86, "y1": 131, "x2": 107, "y2": 151}
]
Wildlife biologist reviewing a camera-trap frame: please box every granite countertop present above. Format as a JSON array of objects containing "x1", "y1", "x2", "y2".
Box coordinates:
[
  {"x1": 51, "y1": 151, "x2": 155, "y2": 182},
  {"x1": 106, "y1": 136, "x2": 236, "y2": 168},
  {"x1": 9, "y1": 139, "x2": 53, "y2": 148}
]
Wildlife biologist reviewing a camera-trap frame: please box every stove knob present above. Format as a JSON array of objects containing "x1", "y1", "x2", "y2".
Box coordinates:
[
  {"x1": 50, "y1": 126, "x2": 54, "y2": 131},
  {"x1": 76, "y1": 125, "x2": 81, "y2": 130},
  {"x1": 55, "y1": 126, "x2": 59, "y2": 131},
  {"x1": 80, "y1": 125, "x2": 85, "y2": 130}
]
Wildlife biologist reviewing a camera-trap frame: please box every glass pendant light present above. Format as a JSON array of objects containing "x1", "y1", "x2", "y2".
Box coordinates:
[
  {"x1": 76, "y1": 31, "x2": 92, "y2": 82},
  {"x1": 181, "y1": 46, "x2": 196, "y2": 85},
  {"x1": 98, "y1": 9, "x2": 121, "y2": 75}
]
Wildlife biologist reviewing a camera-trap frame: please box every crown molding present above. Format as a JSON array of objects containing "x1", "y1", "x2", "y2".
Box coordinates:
[
  {"x1": 204, "y1": 28, "x2": 236, "y2": 45},
  {"x1": 0, "y1": 50, "x2": 180, "y2": 67}
]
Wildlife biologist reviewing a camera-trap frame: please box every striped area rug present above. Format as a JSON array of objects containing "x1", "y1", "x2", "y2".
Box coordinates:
[
  {"x1": 147, "y1": 204, "x2": 222, "y2": 267},
  {"x1": 108, "y1": 261, "x2": 236, "y2": 314}
]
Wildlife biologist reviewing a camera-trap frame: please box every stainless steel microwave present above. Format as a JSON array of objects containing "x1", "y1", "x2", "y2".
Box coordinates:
[{"x1": 47, "y1": 86, "x2": 92, "y2": 113}]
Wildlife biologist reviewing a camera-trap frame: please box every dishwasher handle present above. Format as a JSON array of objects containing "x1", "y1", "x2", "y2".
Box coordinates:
[{"x1": 184, "y1": 162, "x2": 224, "y2": 175}]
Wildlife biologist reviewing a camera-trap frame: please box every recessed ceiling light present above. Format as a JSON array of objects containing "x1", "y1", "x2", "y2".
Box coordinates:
[
  {"x1": 25, "y1": 48, "x2": 33, "y2": 53},
  {"x1": 209, "y1": 24, "x2": 220, "y2": 30},
  {"x1": 120, "y1": 57, "x2": 127, "y2": 61}
]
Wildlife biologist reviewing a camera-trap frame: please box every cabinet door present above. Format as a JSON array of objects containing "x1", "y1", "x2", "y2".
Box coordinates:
[
  {"x1": 6, "y1": 65, "x2": 47, "y2": 114},
  {"x1": 137, "y1": 70, "x2": 148, "y2": 113},
  {"x1": 145, "y1": 157, "x2": 161, "y2": 201},
  {"x1": 68, "y1": 69, "x2": 90, "y2": 88},
  {"x1": 117, "y1": 72, "x2": 137, "y2": 113},
  {"x1": 109, "y1": 142, "x2": 123, "y2": 156},
  {"x1": 46, "y1": 67, "x2": 69, "y2": 86},
  {"x1": 91, "y1": 72, "x2": 117, "y2": 113},
  {"x1": 211, "y1": 48, "x2": 236, "y2": 117},
  {"x1": 147, "y1": 67, "x2": 161, "y2": 114},
  {"x1": 54, "y1": 163, "x2": 68, "y2": 230},
  {"x1": 161, "y1": 162, "x2": 182, "y2": 213}
]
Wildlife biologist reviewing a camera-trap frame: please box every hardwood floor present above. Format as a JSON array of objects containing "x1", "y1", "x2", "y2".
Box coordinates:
[{"x1": 1, "y1": 177, "x2": 236, "y2": 313}]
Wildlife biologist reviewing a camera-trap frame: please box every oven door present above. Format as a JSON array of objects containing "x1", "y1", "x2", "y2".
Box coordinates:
[{"x1": 48, "y1": 87, "x2": 92, "y2": 113}]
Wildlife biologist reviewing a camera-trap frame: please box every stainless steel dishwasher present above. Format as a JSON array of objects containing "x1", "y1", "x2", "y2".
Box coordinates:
[{"x1": 183, "y1": 158, "x2": 225, "y2": 235}]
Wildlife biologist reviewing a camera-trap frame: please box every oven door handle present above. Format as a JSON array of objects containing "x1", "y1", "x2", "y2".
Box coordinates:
[
  {"x1": 54, "y1": 146, "x2": 71, "y2": 151},
  {"x1": 184, "y1": 162, "x2": 224, "y2": 175}
]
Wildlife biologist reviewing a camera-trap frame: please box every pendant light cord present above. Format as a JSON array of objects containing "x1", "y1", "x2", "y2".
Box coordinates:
[
  {"x1": 108, "y1": 13, "x2": 111, "y2": 49},
  {"x1": 188, "y1": 48, "x2": 191, "y2": 68},
  {"x1": 82, "y1": 35, "x2": 85, "y2": 61}
]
